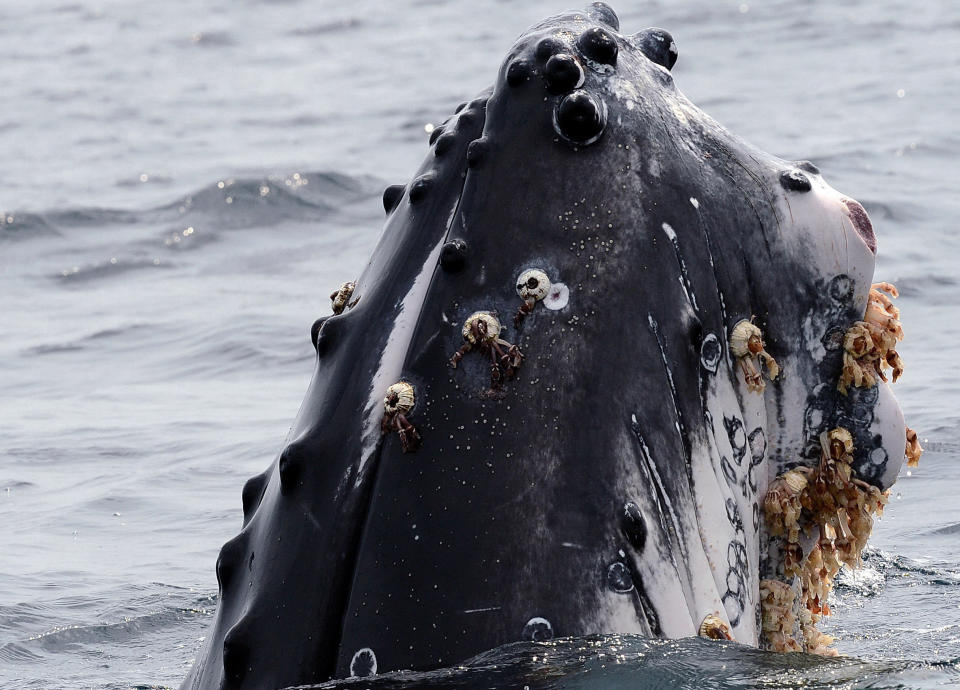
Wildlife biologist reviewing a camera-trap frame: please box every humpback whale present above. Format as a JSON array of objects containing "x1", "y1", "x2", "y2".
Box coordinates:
[{"x1": 182, "y1": 4, "x2": 912, "y2": 688}]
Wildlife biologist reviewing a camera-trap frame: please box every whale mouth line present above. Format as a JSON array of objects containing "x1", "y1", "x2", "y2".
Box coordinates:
[{"x1": 842, "y1": 198, "x2": 877, "y2": 254}]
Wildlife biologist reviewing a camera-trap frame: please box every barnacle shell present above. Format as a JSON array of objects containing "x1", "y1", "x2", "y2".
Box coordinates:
[
  {"x1": 764, "y1": 468, "x2": 809, "y2": 543},
  {"x1": 516, "y1": 269, "x2": 551, "y2": 301},
  {"x1": 821, "y1": 427, "x2": 853, "y2": 461},
  {"x1": 330, "y1": 281, "x2": 356, "y2": 315},
  {"x1": 843, "y1": 323, "x2": 874, "y2": 359},
  {"x1": 698, "y1": 613, "x2": 733, "y2": 640},
  {"x1": 384, "y1": 381, "x2": 415, "y2": 415},
  {"x1": 462, "y1": 311, "x2": 502, "y2": 343},
  {"x1": 729, "y1": 320, "x2": 762, "y2": 358},
  {"x1": 730, "y1": 319, "x2": 779, "y2": 390},
  {"x1": 838, "y1": 322, "x2": 879, "y2": 394}
]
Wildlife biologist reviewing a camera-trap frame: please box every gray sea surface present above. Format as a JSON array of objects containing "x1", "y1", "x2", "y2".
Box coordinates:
[{"x1": 1, "y1": 0, "x2": 958, "y2": 688}]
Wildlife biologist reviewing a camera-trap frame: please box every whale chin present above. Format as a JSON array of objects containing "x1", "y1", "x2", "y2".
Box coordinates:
[{"x1": 182, "y1": 4, "x2": 910, "y2": 688}]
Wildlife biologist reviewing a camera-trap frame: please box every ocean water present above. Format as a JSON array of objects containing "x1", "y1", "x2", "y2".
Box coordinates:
[{"x1": 1, "y1": 0, "x2": 958, "y2": 688}]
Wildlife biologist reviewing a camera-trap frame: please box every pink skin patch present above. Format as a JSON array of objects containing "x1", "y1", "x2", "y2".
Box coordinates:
[{"x1": 842, "y1": 198, "x2": 877, "y2": 254}]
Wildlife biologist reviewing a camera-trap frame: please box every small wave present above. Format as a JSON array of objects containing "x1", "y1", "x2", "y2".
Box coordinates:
[
  {"x1": 55, "y1": 257, "x2": 170, "y2": 284},
  {"x1": 24, "y1": 323, "x2": 151, "y2": 356},
  {"x1": 862, "y1": 548, "x2": 960, "y2": 586},
  {"x1": 10, "y1": 597, "x2": 212, "y2": 656},
  {"x1": 0, "y1": 212, "x2": 60, "y2": 241},
  {"x1": 835, "y1": 562, "x2": 885, "y2": 597},
  {"x1": 0, "y1": 643, "x2": 43, "y2": 663},
  {"x1": 6, "y1": 170, "x2": 380, "y2": 243},
  {"x1": 930, "y1": 522, "x2": 960, "y2": 536},
  {"x1": 288, "y1": 17, "x2": 364, "y2": 36},
  {"x1": 181, "y1": 30, "x2": 235, "y2": 47},
  {"x1": 0, "y1": 479, "x2": 36, "y2": 491},
  {"x1": 154, "y1": 171, "x2": 375, "y2": 229},
  {"x1": 281, "y1": 634, "x2": 960, "y2": 690}
]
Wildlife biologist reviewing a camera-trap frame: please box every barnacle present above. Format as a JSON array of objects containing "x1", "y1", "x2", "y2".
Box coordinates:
[
  {"x1": 905, "y1": 426, "x2": 923, "y2": 468},
  {"x1": 764, "y1": 468, "x2": 809, "y2": 544},
  {"x1": 838, "y1": 323, "x2": 879, "y2": 394},
  {"x1": 450, "y1": 312, "x2": 523, "y2": 389},
  {"x1": 330, "y1": 281, "x2": 356, "y2": 315},
  {"x1": 838, "y1": 282, "x2": 906, "y2": 393},
  {"x1": 514, "y1": 268, "x2": 552, "y2": 327},
  {"x1": 381, "y1": 381, "x2": 421, "y2": 453},
  {"x1": 730, "y1": 320, "x2": 779, "y2": 393},
  {"x1": 698, "y1": 613, "x2": 733, "y2": 641},
  {"x1": 761, "y1": 427, "x2": 890, "y2": 656},
  {"x1": 461, "y1": 311, "x2": 502, "y2": 344},
  {"x1": 383, "y1": 381, "x2": 415, "y2": 416}
]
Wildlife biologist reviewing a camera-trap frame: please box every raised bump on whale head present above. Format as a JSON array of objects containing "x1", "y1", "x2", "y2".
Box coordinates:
[
  {"x1": 382, "y1": 184, "x2": 405, "y2": 213},
  {"x1": 633, "y1": 27, "x2": 678, "y2": 70}
]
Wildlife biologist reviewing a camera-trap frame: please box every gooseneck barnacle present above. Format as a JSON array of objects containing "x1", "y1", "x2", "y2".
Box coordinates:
[{"x1": 761, "y1": 427, "x2": 891, "y2": 655}]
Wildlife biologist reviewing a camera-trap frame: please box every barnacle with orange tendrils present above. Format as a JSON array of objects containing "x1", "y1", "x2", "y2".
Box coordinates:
[{"x1": 730, "y1": 319, "x2": 779, "y2": 392}]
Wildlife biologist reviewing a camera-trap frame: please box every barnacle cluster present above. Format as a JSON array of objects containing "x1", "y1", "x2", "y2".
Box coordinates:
[
  {"x1": 838, "y1": 282, "x2": 904, "y2": 394},
  {"x1": 759, "y1": 579, "x2": 803, "y2": 653},
  {"x1": 762, "y1": 428, "x2": 890, "y2": 655}
]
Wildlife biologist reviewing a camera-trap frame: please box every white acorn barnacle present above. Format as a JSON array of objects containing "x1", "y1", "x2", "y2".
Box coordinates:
[
  {"x1": 514, "y1": 268, "x2": 551, "y2": 327},
  {"x1": 698, "y1": 613, "x2": 733, "y2": 640},
  {"x1": 381, "y1": 381, "x2": 420, "y2": 453},
  {"x1": 516, "y1": 268, "x2": 551, "y2": 301},
  {"x1": 330, "y1": 281, "x2": 356, "y2": 315},
  {"x1": 730, "y1": 319, "x2": 779, "y2": 393}
]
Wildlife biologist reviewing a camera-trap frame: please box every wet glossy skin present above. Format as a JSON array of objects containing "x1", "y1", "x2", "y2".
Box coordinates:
[{"x1": 182, "y1": 4, "x2": 904, "y2": 688}]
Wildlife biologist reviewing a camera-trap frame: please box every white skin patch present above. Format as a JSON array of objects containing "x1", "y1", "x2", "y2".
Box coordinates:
[
  {"x1": 522, "y1": 617, "x2": 554, "y2": 641},
  {"x1": 544, "y1": 282, "x2": 569, "y2": 310},
  {"x1": 349, "y1": 648, "x2": 377, "y2": 677}
]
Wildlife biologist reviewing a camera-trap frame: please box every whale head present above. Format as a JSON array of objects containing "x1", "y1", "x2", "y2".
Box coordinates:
[{"x1": 182, "y1": 4, "x2": 906, "y2": 688}]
